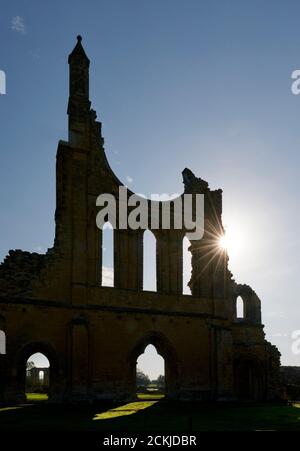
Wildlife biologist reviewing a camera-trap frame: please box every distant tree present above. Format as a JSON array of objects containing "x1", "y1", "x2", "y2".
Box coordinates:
[
  {"x1": 26, "y1": 361, "x2": 35, "y2": 371},
  {"x1": 155, "y1": 375, "x2": 165, "y2": 389},
  {"x1": 136, "y1": 369, "x2": 150, "y2": 387}
]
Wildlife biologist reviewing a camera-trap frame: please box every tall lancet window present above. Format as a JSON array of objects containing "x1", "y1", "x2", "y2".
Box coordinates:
[
  {"x1": 101, "y1": 223, "x2": 114, "y2": 287},
  {"x1": 143, "y1": 230, "x2": 157, "y2": 291}
]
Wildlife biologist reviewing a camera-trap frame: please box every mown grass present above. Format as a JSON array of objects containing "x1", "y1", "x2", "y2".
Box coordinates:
[
  {"x1": 1, "y1": 397, "x2": 300, "y2": 431},
  {"x1": 26, "y1": 393, "x2": 48, "y2": 402},
  {"x1": 137, "y1": 393, "x2": 165, "y2": 400}
]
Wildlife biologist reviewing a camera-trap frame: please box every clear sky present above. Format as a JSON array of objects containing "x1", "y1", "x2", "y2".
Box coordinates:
[{"x1": 1, "y1": 0, "x2": 300, "y2": 377}]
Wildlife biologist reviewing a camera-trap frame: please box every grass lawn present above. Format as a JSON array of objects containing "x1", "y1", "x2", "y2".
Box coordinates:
[
  {"x1": 137, "y1": 393, "x2": 165, "y2": 400},
  {"x1": 0, "y1": 395, "x2": 300, "y2": 431},
  {"x1": 26, "y1": 393, "x2": 48, "y2": 402}
]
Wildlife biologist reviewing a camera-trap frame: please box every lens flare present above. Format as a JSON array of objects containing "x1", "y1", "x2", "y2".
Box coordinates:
[
  {"x1": 219, "y1": 235, "x2": 229, "y2": 250},
  {"x1": 218, "y1": 224, "x2": 244, "y2": 257}
]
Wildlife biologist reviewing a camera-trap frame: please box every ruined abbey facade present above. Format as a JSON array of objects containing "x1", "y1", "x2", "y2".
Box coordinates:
[{"x1": 0, "y1": 37, "x2": 281, "y2": 403}]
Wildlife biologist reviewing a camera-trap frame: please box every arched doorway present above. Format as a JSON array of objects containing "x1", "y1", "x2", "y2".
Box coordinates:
[
  {"x1": 129, "y1": 332, "x2": 179, "y2": 399},
  {"x1": 136, "y1": 344, "x2": 165, "y2": 396},
  {"x1": 17, "y1": 342, "x2": 58, "y2": 402},
  {"x1": 233, "y1": 357, "x2": 265, "y2": 400},
  {"x1": 26, "y1": 353, "x2": 50, "y2": 399}
]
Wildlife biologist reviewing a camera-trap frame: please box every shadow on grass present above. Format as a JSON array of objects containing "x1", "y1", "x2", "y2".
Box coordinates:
[{"x1": 1, "y1": 399, "x2": 300, "y2": 431}]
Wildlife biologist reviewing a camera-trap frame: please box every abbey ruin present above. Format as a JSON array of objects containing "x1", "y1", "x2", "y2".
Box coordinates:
[{"x1": 0, "y1": 37, "x2": 281, "y2": 403}]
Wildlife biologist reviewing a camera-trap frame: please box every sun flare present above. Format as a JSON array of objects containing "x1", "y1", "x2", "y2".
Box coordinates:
[
  {"x1": 218, "y1": 224, "x2": 245, "y2": 257},
  {"x1": 219, "y1": 235, "x2": 229, "y2": 250}
]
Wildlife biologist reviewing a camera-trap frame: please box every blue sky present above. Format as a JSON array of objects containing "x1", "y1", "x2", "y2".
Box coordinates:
[{"x1": 1, "y1": 0, "x2": 300, "y2": 376}]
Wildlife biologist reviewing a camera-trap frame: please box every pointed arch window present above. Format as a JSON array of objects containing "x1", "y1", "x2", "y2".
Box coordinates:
[
  {"x1": 101, "y1": 222, "x2": 114, "y2": 287},
  {"x1": 143, "y1": 230, "x2": 157, "y2": 291},
  {"x1": 183, "y1": 236, "x2": 192, "y2": 294},
  {"x1": 236, "y1": 296, "x2": 244, "y2": 319}
]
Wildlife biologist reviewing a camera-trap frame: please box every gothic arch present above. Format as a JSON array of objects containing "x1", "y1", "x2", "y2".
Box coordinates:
[
  {"x1": 236, "y1": 295, "x2": 244, "y2": 319},
  {"x1": 232, "y1": 284, "x2": 261, "y2": 324},
  {"x1": 16, "y1": 341, "x2": 59, "y2": 398},
  {"x1": 128, "y1": 331, "x2": 180, "y2": 398},
  {"x1": 233, "y1": 355, "x2": 265, "y2": 400}
]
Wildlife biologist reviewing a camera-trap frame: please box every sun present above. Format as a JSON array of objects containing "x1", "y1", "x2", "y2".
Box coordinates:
[
  {"x1": 218, "y1": 234, "x2": 229, "y2": 250},
  {"x1": 218, "y1": 224, "x2": 245, "y2": 257}
]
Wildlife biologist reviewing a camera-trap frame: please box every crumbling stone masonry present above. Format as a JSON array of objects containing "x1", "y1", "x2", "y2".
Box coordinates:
[{"x1": 0, "y1": 37, "x2": 281, "y2": 403}]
